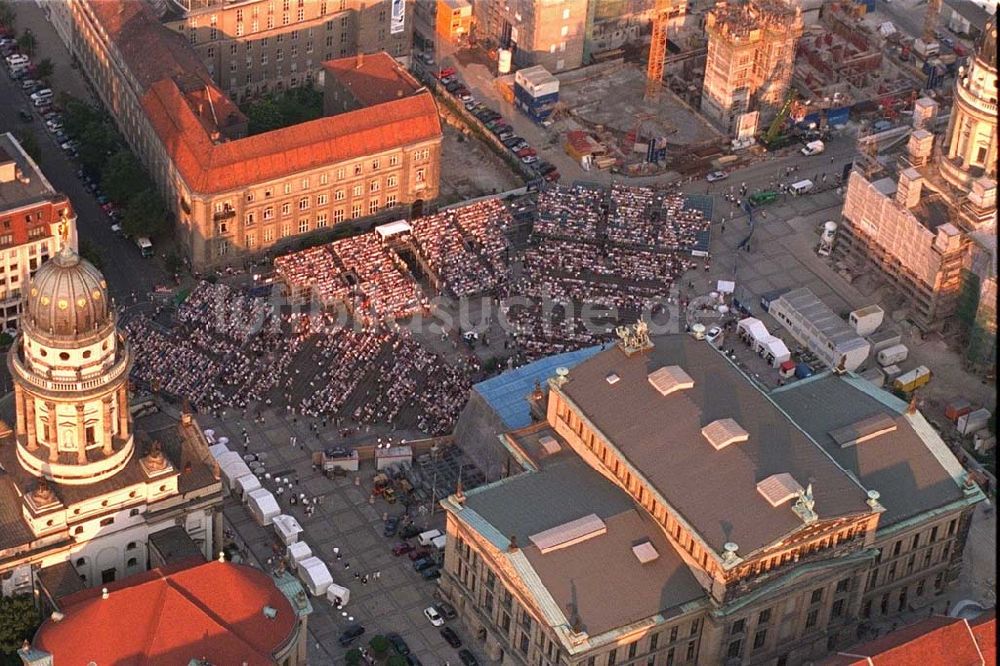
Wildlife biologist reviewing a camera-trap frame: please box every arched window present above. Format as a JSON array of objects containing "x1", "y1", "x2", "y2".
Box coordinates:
[
  {"x1": 126, "y1": 558, "x2": 138, "y2": 568},
  {"x1": 126, "y1": 542, "x2": 138, "y2": 551}
]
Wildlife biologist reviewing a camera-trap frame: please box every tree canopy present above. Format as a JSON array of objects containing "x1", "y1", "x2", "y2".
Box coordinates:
[
  {"x1": 0, "y1": 595, "x2": 40, "y2": 657},
  {"x1": 102, "y1": 151, "x2": 149, "y2": 204},
  {"x1": 122, "y1": 188, "x2": 171, "y2": 239}
]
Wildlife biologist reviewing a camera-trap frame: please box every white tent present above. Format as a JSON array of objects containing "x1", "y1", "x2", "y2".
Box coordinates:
[
  {"x1": 738, "y1": 317, "x2": 770, "y2": 349},
  {"x1": 247, "y1": 488, "x2": 280, "y2": 526},
  {"x1": 375, "y1": 220, "x2": 412, "y2": 239},
  {"x1": 221, "y1": 458, "x2": 253, "y2": 492},
  {"x1": 298, "y1": 556, "x2": 333, "y2": 596},
  {"x1": 716, "y1": 280, "x2": 736, "y2": 294},
  {"x1": 287, "y1": 541, "x2": 313, "y2": 569},
  {"x1": 208, "y1": 443, "x2": 230, "y2": 460},
  {"x1": 763, "y1": 336, "x2": 791, "y2": 366},
  {"x1": 326, "y1": 583, "x2": 351, "y2": 607},
  {"x1": 215, "y1": 450, "x2": 243, "y2": 472},
  {"x1": 235, "y1": 473, "x2": 261, "y2": 499},
  {"x1": 273, "y1": 514, "x2": 304, "y2": 546}
]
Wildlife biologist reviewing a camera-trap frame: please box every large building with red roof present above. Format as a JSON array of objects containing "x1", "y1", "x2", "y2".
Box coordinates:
[
  {"x1": 54, "y1": 0, "x2": 441, "y2": 270},
  {"x1": 24, "y1": 558, "x2": 310, "y2": 665},
  {"x1": 819, "y1": 611, "x2": 995, "y2": 665}
]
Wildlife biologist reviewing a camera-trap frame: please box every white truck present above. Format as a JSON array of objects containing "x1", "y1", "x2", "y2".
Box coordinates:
[
  {"x1": 417, "y1": 529, "x2": 442, "y2": 547},
  {"x1": 790, "y1": 179, "x2": 814, "y2": 195},
  {"x1": 135, "y1": 236, "x2": 153, "y2": 257},
  {"x1": 876, "y1": 344, "x2": 908, "y2": 367},
  {"x1": 801, "y1": 140, "x2": 825, "y2": 156}
]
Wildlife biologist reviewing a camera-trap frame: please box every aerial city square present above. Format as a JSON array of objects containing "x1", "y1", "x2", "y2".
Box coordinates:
[{"x1": 0, "y1": 0, "x2": 995, "y2": 663}]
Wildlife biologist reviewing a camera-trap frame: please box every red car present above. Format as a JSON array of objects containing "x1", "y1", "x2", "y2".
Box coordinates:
[
  {"x1": 515, "y1": 147, "x2": 536, "y2": 158},
  {"x1": 392, "y1": 542, "x2": 414, "y2": 556},
  {"x1": 544, "y1": 170, "x2": 560, "y2": 183},
  {"x1": 408, "y1": 548, "x2": 430, "y2": 561},
  {"x1": 437, "y1": 67, "x2": 456, "y2": 79}
]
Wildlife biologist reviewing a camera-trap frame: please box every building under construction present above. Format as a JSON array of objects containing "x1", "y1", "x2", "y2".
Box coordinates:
[
  {"x1": 835, "y1": 15, "x2": 997, "y2": 367},
  {"x1": 700, "y1": 0, "x2": 803, "y2": 135}
]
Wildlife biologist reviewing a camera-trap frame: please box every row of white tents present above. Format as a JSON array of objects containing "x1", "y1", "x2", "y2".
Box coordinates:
[
  {"x1": 736, "y1": 317, "x2": 791, "y2": 368},
  {"x1": 207, "y1": 434, "x2": 350, "y2": 606}
]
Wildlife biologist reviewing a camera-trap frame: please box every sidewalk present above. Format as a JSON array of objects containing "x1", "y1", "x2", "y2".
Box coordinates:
[{"x1": 11, "y1": 2, "x2": 96, "y2": 104}]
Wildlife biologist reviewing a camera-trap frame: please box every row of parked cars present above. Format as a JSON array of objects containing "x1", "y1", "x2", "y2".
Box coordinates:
[{"x1": 434, "y1": 67, "x2": 560, "y2": 184}]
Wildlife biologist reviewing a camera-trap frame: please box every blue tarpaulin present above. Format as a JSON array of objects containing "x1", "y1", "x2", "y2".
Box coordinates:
[{"x1": 473, "y1": 346, "x2": 603, "y2": 429}]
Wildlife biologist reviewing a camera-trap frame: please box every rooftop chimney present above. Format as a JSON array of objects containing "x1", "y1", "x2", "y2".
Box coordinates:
[
  {"x1": 101, "y1": 587, "x2": 109, "y2": 600},
  {"x1": 507, "y1": 535, "x2": 519, "y2": 552},
  {"x1": 907, "y1": 395, "x2": 918, "y2": 414},
  {"x1": 896, "y1": 168, "x2": 923, "y2": 209}
]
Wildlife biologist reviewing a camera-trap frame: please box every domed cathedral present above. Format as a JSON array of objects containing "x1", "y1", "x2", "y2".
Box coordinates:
[
  {"x1": 0, "y1": 236, "x2": 223, "y2": 603},
  {"x1": 939, "y1": 9, "x2": 998, "y2": 195}
]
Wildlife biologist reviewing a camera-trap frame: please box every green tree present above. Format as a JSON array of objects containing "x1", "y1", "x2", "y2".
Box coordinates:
[
  {"x1": 16, "y1": 29, "x2": 35, "y2": 57},
  {"x1": 245, "y1": 98, "x2": 284, "y2": 135},
  {"x1": 13, "y1": 131, "x2": 39, "y2": 161},
  {"x1": 386, "y1": 656, "x2": 408, "y2": 666},
  {"x1": 368, "y1": 635, "x2": 390, "y2": 657},
  {"x1": 345, "y1": 648, "x2": 363, "y2": 666},
  {"x1": 34, "y1": 57, "x2": 53, "y2": 82},
  {"x1": 122, "y1": 188, "x2": 171, "y2": 239},
  {"x1": 101, "y1": 151, "x2": 149, "y2": 204},
  {"x1": 79, "y1": 238, "x2": 104, "y2": 271},
  {"x1": 0, "y1": 1, "x2": 16, "y2": 31},
  {"x1": 0, "y1": 595, "x2": 40, "y2": 657},
  {"x1": 60, "y1": 96, "x2": 101, "y2": 139},
  {"x1": 76, "y1": 122, "x2": 118, "y2": 174}
]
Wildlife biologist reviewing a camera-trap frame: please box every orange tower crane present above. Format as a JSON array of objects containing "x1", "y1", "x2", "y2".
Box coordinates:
[
  {"x1": 922, "y1": 0, "x2": 942, "y2": 44},
  {"x1": 645, "y1": 0, "x2": 672, "y2": 101}
]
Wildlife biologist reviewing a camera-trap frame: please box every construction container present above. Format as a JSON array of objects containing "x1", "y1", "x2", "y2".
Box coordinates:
[
  {"x1": 945, "y1": 399, "x2": 973, "y2": 423},
  {"x1": 514, "y1": 65, "x2": 559, "y2": 122},
  {"x1": 882, "y1": 364, "x2": 903, "y2": 381},
  {"x1": 893, "y1": 365, "x2": 931, "y2": 393},
  {"x1": 957, "y1": 408, "x2": 991, "y2": 436},
  {"x1": 849, "y1": 305, "x2": 885, "y2": 337},
  {"x1": 859, "y1": 367, "x2": 885, "y2": 387},
  {"x1": 868, "y1": 329, "x2": 902, "y2": 353},
  {"x1": 876, "y1": 344, "x2": 909, "y2": 367}
]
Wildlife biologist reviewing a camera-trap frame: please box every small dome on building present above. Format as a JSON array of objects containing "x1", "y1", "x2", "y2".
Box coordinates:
[{"x1": 24, "y1": 245, "x2": 111, "y2": 339}]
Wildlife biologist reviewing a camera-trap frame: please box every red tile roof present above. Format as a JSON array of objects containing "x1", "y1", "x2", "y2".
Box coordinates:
[
  {"x1": 820, "y1": 614, "x2": 996, "y2": 666},
  {"x1": 142, "y1": 79, "x2": 441, "y2": 194},
  {"x1": 323, "y1": 52, "x2": 423, "y2": 107},
  {"x1": 33, "y1": 560, "x2": 298, "y2": 665}
]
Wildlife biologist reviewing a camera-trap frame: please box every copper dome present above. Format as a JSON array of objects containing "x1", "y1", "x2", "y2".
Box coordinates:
[{"x1": 24, "y1": 245, "x2": 111, "y2": 339}]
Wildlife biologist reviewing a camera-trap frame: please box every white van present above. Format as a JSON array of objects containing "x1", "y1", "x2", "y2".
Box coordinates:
[
  {"x1": 801, "y1": 140, "x2": 825, "y2": 156},
  {"x1": 417, "y1": 529, "x2": 442, "y2": 547},
  {"x1": 135, "y1": 236, "x2": 153, "y2": 257},
  {"x1": 5, "y1": 53, "x2": 28, "y2": 67},
  {"x1": 790, "y1": 179, "x2": 814, "y2": 195}
]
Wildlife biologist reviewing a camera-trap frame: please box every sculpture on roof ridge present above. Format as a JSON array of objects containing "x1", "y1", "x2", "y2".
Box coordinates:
[
  {"x1": 793, "y1": 482, "x2": 818, "y2": 524},
  {"x1": 615, "y1": 320, "x2": 653, "y2": 355}
]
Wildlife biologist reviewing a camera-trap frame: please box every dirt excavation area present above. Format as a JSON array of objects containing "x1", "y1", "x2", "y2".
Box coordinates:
[{"x1": 438, "y1": 125, "x2": 524, "y2": 204}]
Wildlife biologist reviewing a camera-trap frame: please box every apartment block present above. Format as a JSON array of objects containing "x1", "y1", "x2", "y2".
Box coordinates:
[
  {"x1": 474, "y1": 0, "x2": 589, "y2": 72},
  {"x1": 0, "y1": 134, "x2": 77, "y2": 333}
]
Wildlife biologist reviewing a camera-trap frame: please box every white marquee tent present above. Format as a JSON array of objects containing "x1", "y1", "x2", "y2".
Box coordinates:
[
  {"x1": 298, "y1": 556, "x2": 333, "y2": 596},
  {"x1": 247, "y1": 488, "x2": 280, "y2": 526}
]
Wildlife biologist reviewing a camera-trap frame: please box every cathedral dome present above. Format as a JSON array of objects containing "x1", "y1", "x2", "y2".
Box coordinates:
[{"x1": 24, "y1": 245, "x2": 111, "y2": 340}]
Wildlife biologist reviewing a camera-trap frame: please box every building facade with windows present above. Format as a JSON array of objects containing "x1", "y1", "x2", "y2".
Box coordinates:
[
  {"x1": 0, "y1": 134, "x2": 78, "y2": 334},
  {"x1": 439, "y1": 334, "x2": 983, "y2": 666},
  {"x1": 52, "y1": 0, "x2": 441, "y2": 270},
  {"x1": 157, "y1": 0, "x2": 414, "y2": 101},
  {"x1": 473, "y1": 0, "x2": 590, "y2": 72},
  {"x1": 0, "y1": 242, "x2": 223, "y2": 607}
]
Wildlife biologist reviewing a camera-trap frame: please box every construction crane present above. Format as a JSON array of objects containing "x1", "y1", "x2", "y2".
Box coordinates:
[
  {"x1": 645, "y1": 0, "x2": 673, "y2": 101},
  {"x1": 764, "y1": 90, "x2": 797, "y2": 146},
  {"x1": 922, "y1": 0, "x2": 942, "y2": 45}
]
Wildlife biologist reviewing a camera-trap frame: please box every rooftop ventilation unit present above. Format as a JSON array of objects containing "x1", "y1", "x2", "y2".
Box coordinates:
[
  {"x1": 701, "y1": 418, "x2": 749, "y2": 450},
  {"x1": 828, "y1": 413, "x2": 897, "y2": 448},
  {"x1": 632, "y1": 541, "x2": 659, "y2": 564},
  {"x1": 529, "y1": 514, "x2": 607, "y2": 554},
  {"x1": 538, "y1": 435, "x2": 562, "y2": 456},
  {"x1": 756, "y1": 473, "x2": 804, "y2": 507},
  {"x1": 606, "y1": 373, "x2": 621, "y2": 385},
  {"x1": 647, "y1": 366, "x2": 694, "y2": 397},
  {"x1": 262, "y1": 606, "x2": 278, "y2": 619}
]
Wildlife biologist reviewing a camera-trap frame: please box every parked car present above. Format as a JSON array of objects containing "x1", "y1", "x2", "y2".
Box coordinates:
[
  {"x1": 52, "y1": 130, "x2": 68, "y2": 144},
  {"x1": 338, "y1": 624, "x2": 366, "y2": 647},
  {"x1": 20, "y1": 78, "x2": 38, "y2": 91},
  {"x1": 706, "y1": 170, "x2": 728, "y2": 182},
  {"x1": 464, "y1": 100, "x2": 478, "y2": 111},
  {"x1": 440, "y1": 627, "x2": 462, "y2": 648},
  {"x1": 387, "y1": 633, "x2": 410, "y2": 656},
  {"x1": 501, "y1": 136, "x2": 521, "y2": 148},
  {"x1": 423, "y1": 606, "x2": 445, "y2": 627},
  {"x1": 516, "y1": 147, "x2": 537, "y2": 158},
  {"x1": 520, "y1": 155, "x2": 538, "y2": 164},
  {"x1": 392, "y1": 541, "x2": 414, "y2": 556},
  {"x1": 435, "y1": 602, "x2": 457, "y2": 620},
  {"x1": 399, "y1": 525, "x2": 422, "y2": 539},
  {"x1": 383, "y1": 515, "x2": 401, "y2": 537},
  {"x1": 458, "y1": 91, "x2": 473, "y2": 103},
  {"x1": 436, "y1": 67, "x2": 456, "y2": 79},
  {"x1": 445, "y1": 81, "x2": 462, "y2": 93},
  {"x1": 458, "y1": 649, "x2": 479, "y2": 666},
  {"x1": 543, "y1": 170, "x2": 561, "y2": 183},
  {"x1": 412, "y1": 557, "x2": 436, "y2": 572},
  {"x1": 421, "y1": 566, "x2": 441, "y2": 580},
  {"x1": 497, "y1": 129, "x2": 514, "y2": 141},
  {"x1": 45, "y1": 118, "x2": 64, "y2": 133},
  {"x1": 419, "y1": 52, "x2": 435, "y2": 66},
  {"x1": 537, "y1": 162, "x2": 557, "y2": 175}
]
